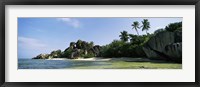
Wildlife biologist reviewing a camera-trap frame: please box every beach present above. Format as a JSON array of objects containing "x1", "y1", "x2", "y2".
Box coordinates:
[
  {"x1": 45, "y1": 57, "x2": 163, "y2": 62},
  {"x1": 46, "y1": 57, "x2": 111, "y2": 61}
]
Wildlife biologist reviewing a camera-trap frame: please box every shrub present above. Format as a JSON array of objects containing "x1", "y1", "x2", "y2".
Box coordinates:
[
  {"x1": 165, "y1": 22, "x2": 182, "y2": 32},
  {"x1": 83, "y1": 53, "x2": 95, "y2": 58},
  {"x1": 62, "y1": 48, "x2": 73, "y2": 58}
]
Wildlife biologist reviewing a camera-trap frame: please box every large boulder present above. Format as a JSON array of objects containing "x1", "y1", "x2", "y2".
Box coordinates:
[
  {"x1": 70, "y1": 49, "x2": 82, "y2": 59},
  {"x1": 90, "y1": 45, "x2": 102, "y2": 56},
  {"x1": 164, "y1": 43, "x2": 182, "y2": 62},
  {"x1": 143, "y1": 31, "x2": 182, "y2": 63},
  {"x1": 50, "y1": 50, "x2": 62, "y2": 58},
  {"x1": 33, "y1": 54, "x2": 49, "y2": 59}
]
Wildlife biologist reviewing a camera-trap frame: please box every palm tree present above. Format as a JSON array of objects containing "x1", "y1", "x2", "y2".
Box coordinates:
[
  {"x1": 119, "y1": 31, "x2": 129, "y2": 42},
  {"x1": 129, "y1": 34, "x2": 135, "y2": 43},
  {"x1": 131, "y1": 21, "x2": 140, "y2": 35},
  {"x1": 141, "y1": 19, "x2": 150, "y2": 34},
  {"x1": 129, "y1": 34, "x2": 138, "y2": 45}
]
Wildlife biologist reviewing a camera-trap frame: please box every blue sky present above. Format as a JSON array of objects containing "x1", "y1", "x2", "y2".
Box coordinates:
[{"x1": 18, "y1": 17, "x2": 182, "y2": 58}]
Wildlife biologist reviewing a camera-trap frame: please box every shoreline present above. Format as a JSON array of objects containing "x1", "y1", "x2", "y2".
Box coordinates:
[
  {"x1": 44, "y1": 57, "x2": 152, "y2": 62},
  {"x1": 46, "y1": 58, "x2": 69, "y2": 60},
  {"x1": 46, "y1": 57, "x2": 111, "y2": 61},
  {"x1": 29, "y1": 57, "x2": 179, "y2": 64}
]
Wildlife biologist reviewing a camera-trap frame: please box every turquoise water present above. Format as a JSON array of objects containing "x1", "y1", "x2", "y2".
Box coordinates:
[
  {"x1": 18, "y1": 59, "x2": 182, "y2": 69},
  {"x1": 18, "y1": 59, "x2": 110, "y2": 69}
]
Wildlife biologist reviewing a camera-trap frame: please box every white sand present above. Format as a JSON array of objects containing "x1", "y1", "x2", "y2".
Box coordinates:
[
  {"x1": 46, "y1": 57, "x2": 150, "y2": 62},
  {"x1": 74, "y1": 57, "x2": 111, "y2": 61},
  {"x1": 46, "y1": 58, "x2": 69, "y2": 60},
  {"x1": 46, "y1": 57, "x2": 111, "y2": 61}
]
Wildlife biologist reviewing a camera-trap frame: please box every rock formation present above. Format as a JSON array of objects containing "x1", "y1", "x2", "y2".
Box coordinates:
[
  {"x1": 90, "y1": 45, "x2": 102, "y2": 56},
  {"x1": 33, "y1": 40, "x2": 102, "y2": 59},
  {"x1": 69, "y1": 48, "x2": 81, "y2": 59},
  {"x1": 143, "y1": 31, "x2": 182, "y2": 63},
  {"x1": 32, "y1": 54, "x2": 50, "y2": 59}
]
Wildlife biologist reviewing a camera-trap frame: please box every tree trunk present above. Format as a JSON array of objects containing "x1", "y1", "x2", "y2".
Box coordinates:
[
  {"x1": 146, "y1": 30, "x2": 148, "y2": 35},
  {"x1": 136, "y1": 29, "x2": 139, "y2": 35},
  {"x1": 84, "y1": 50, "x2": 88, "y2": 55}
]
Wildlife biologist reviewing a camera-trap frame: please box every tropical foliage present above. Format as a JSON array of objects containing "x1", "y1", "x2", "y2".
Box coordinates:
[
  {"x1": 165, "y1": 22, "x2": 182, "y2": 32},
  {"x1": 141, "y1": 19, "x2": 150, "y2": 34},
  {"x1": 131, "y1": 21, "x2": 140, "y2": 35},
  {"x1": 119, "y1": 31, "x2": 129, "y2": 42}
]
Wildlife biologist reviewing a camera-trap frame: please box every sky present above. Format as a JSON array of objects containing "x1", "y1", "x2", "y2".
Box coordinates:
[{"x1": 18, "y1": 17, "x2": 182, "y2": 58}]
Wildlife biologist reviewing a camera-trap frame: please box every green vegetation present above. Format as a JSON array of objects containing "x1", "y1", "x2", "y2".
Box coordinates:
[
  {"x1": 165, "y1": 22, "x2": 182, "y2": 32},
  {"x1": 49, "y1": 50, "x2": 62, "y2": 58},
  {"x1": 100, "y1": 19, "x2": 152, "y2": 58},
  {"x1": 119, "y1": 31, "x2": 129, "y2": 42},
  {"x1": 141, "y1": 19, "x2": 150, "y2": 34},
  {"x1": 71, "y1": 60, "x2": 182, "y2": 69},
  {"x1": 131, "y1": 21, "x2": 140, "y2": 35}
]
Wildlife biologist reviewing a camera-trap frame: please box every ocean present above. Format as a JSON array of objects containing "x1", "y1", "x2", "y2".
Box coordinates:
[
  {"x1": 18, "y1": 58, "x2": 110, "y2": 69},
  {"x1": 18, "y1": 58, "x2": 182, "y2": 69}
]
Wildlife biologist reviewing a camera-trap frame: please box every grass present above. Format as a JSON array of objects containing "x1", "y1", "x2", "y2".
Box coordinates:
[{"x1": 70, "y1": 60, "x2": 182, "y2": 69}]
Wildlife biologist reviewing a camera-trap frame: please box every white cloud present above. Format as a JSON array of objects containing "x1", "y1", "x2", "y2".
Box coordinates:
[
  {"x1": 57, "y1": 18, "x2": 80, "y2": 28},
  {"x1": 18, "y1": 37, "x2": 47, "y2": 50}
]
